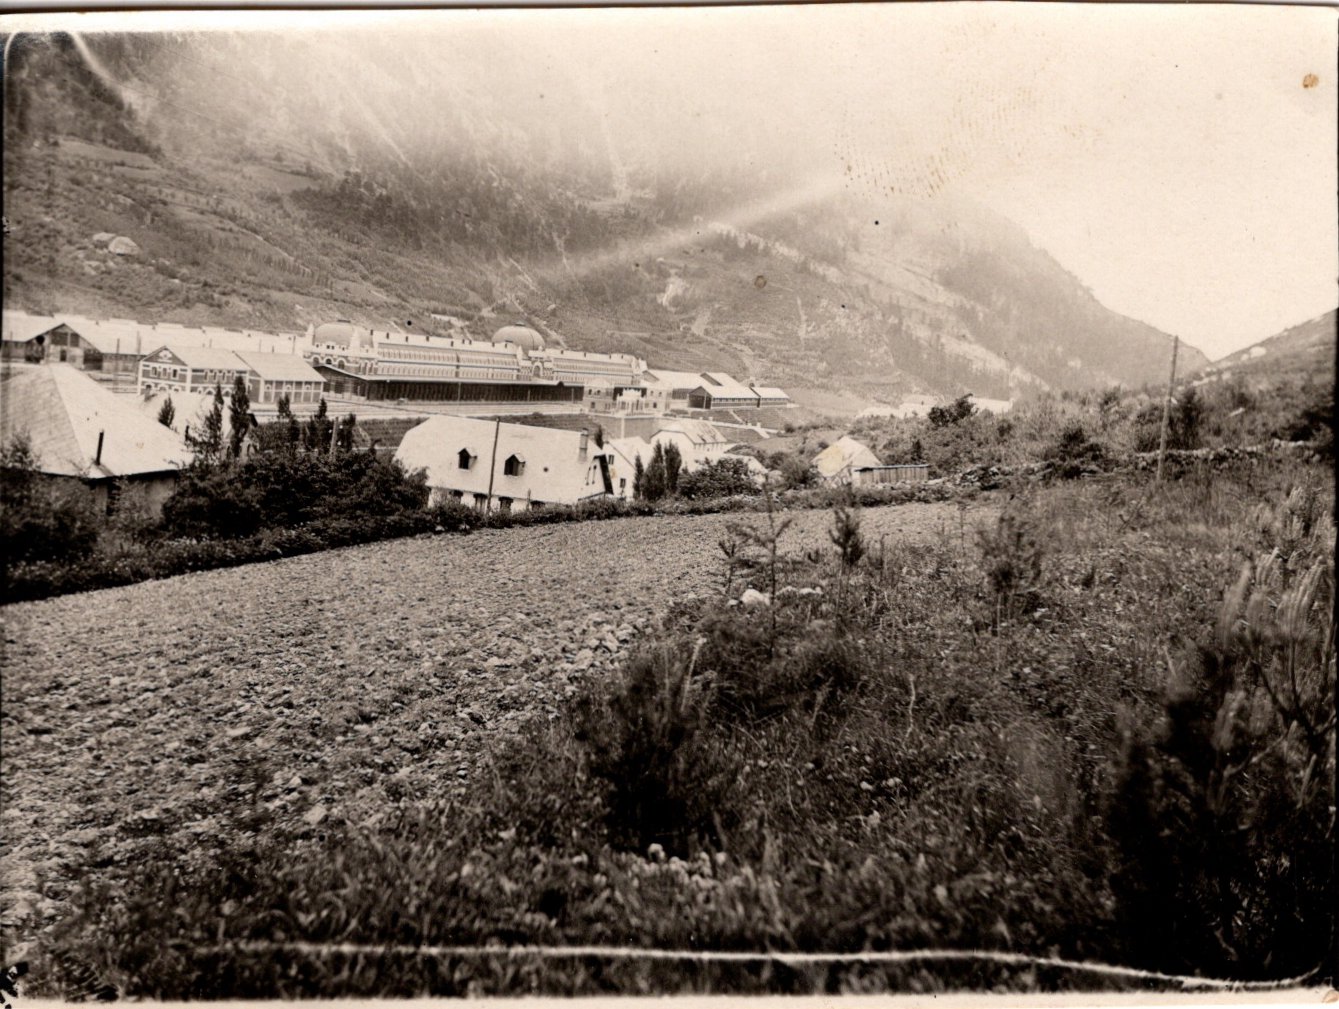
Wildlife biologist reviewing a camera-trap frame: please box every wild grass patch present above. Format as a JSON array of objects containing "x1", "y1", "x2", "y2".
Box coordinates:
[{"x1": 30, "y1": 459, "x2": 1335, "y2": 997}]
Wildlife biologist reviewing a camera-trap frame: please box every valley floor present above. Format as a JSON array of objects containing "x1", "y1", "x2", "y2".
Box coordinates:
[{"x1": 1, "y1": 501, "x2": 972, "y2": 952}]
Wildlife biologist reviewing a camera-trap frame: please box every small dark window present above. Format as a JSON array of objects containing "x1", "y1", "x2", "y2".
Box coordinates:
[
  {"x1": 498, "y1": 497, "x2": 512, "y2": 514},
  {"x1": 458, "y1": 449, "x2": 475, "y2": 470},
  {"x1": 503, "y1": 454, "x2": 525, "y2": 476}
]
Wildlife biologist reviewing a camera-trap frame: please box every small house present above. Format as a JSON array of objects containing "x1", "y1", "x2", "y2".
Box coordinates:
[
  {"x1": 812, "y1": 436, "x2": 883, "y2": 486},
  {"x1": 606, "y1": 436, "x2": 655, "y2": 500},
  {"x1": 1, "y1": 364, "x2": 191, "y2": 516},
  {"x1": 232, "y1": 350, "x2": 325, "y2": 406},
  {"x1": 650, "y1": 418, "x2": 732, "y2": 469},
  {"x1": 687, "y1": 372, "x2": 762, "y2": 410},
  {"x1": 395, "y1": 416, "x2": 613, "y2": 513}
]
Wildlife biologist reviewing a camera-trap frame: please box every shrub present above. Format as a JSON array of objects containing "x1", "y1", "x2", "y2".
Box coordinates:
[
  {"x1": 576, "y1": 643, "x2": 738, "y2": 854},
  {"x1": 928, "y1": 395, "x2": 976, "y2": 428},
  {"x1": 977, "y1": 510, "x2": 1045, "y2": 625},
  {"x1": 160, "y1": 465, "x2": 266, "y2": 539},
  {"x1": 1, "y1": 436, "x2": 102, "y2": 565},
  {"x1": 829, "y1": 496, "x2": 865, "y2": 569},
  {"x1": 1044, "y1": 422, "x2": 1106, "y2": 478},
  {"x1": 677, "y1": 458, "x2": 759, "y2": 500}
]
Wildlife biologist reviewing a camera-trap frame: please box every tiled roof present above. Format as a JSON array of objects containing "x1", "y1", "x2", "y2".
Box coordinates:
[{"x1": 1, "y1": 364, "x2": 191, "y2": 478}]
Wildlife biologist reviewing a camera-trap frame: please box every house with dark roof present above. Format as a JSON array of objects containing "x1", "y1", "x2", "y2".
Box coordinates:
[{"x1": 688, "y1": 372, "x2": 762, "y2": 409}]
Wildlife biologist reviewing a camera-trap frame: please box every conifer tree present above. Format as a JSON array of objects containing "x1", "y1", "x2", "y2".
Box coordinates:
[
  {"x1": 187, "y1": 384, "x2": 225, "y2": 467},
  {"x1": 228, "y1": 375, "x2": 251, "y2": 459},
  {"x1": 642, "y1": 443, "x2": 668, "y2": 501},
  {"x1": 156, "y1": 396, "x2": 175, "y2": 429},
  {"x1": 336, "y1": 413, "x2": 356, "y2": 453},
  {"x1": 663, "y1": 442, "x2": 683, "y2": 494},
  {"x1": 305, "y1": 398, "x2": 333, "y2": 454}
]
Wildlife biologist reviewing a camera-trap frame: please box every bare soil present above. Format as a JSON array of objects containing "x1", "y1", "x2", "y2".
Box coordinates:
[{"x1": 1, "y1": 501, "x2": 973, "y2": 945}]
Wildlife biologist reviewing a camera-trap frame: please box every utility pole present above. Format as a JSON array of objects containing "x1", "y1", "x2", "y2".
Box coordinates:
[
  {"x1": 1155, "y1": 334, "x2": 1180, "y2": 483},
  {"x1": 484, "y1": 417, "x2": 502, "y2": 512}
]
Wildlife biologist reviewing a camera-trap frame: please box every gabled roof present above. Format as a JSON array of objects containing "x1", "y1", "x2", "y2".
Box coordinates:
[
  {"x1": 54, "y1": 316, "x2": 157, "y2": 355},
  {"x1": 1, "y1": 364, "x2": 191, "y2": 478},
  {"x1": 2, "y1": 310, "x2": 65, "y2": 344},
  {"x1": 812, "y1": 436, "x2": 882, "y2": 478},
  {"x1": 641, "y1": 369, "x2": 706, "y2": 392},
  {"x1": 142, "y1": 344, "x2": 249, "y2": 371},
  {"x1": 606, "y1": 436, "x2": 653, "y2": 476},
  {"x1": 653, "y1": 418, "x2": 728, "y2": 446},
  {"x1": 232, "y1": 350, "x2": 324, "y2": 383},
  {"x1": 699, "y1": 372, "x2": 758, "y2": 399},
  {"x1": 751, "y1": 386, "x2": 790, "y2": 401},
  {"x1": 151, "y1": 323, "x2": 311, "y2": 356},
  {"x1": 395, "y1": 416, "x2": 609, "y2": 505}
]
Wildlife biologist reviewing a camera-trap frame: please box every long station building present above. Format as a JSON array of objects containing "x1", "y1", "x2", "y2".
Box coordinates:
[{"x1": 304, "y1": 322, "x2": 645, "y2": 406}]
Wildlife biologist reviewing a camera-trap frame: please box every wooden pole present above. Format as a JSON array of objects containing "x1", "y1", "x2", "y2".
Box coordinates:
[
  {"x1": 1155, "y1": 335, "x2": 1180, "y2": 483},
  {"x1": 484, "y1": 417, "x2": 502, "y2": 512}
]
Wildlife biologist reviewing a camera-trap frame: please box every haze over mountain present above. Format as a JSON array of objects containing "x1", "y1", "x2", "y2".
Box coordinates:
[
  {"x1": 1197, "y1": 309, "x2": 1337, "y2": 385},
  {"x1": 3, "y1": 24, "x2": 1231, "y2": 405}
]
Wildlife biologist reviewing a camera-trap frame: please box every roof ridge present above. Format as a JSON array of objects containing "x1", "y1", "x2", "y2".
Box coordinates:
[{"x1": 46, "y1": 366, "x2": 95, "y2": 475}]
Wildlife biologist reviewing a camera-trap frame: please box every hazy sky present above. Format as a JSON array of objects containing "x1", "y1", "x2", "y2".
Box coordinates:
[{"x1": 11, "y1": 4, "x2": 1337, "y2": 359}]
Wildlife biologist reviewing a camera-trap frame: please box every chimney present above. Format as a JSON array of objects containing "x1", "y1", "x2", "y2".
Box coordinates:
[{"x1": 94, "y1": 431, "x2": 105, "y2": 467}]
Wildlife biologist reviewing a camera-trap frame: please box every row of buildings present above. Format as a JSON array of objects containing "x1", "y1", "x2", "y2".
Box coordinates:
[
  {"x1": 3, "y1": 311, "x2": 792, "y2": 417},
  {"x1": 3, "y1": 362, "x2": 922, "y2": 526},
  {"x1": 0, "y1": 362, "x2": 756, "y2": 518}
]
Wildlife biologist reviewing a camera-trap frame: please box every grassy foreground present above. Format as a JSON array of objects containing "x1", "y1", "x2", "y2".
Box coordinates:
[{"x1": 24, "y1": 457, "x2": 1337, "y2": 997}]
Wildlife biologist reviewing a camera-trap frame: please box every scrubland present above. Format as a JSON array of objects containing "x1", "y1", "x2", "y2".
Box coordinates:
[{"x1": 4, "y1": 453, "x2": 1332, "y2": 997}]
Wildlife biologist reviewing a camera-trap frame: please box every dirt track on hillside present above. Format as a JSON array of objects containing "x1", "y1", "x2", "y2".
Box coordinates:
[{"x1": 1, "y1": 501, "x2": 975, "y2": 946}]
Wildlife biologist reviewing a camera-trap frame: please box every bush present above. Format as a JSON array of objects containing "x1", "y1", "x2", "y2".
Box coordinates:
[
  {"x1": 160, "y1": 451, "x2": 428, "y2": 540},
  {"x1": 1, "y1": 436, "x2": 102, "y2": 565},
  {"x1": 1110, "y1": 514, "x2": 1335, "y2": 978},
  {"x1": 977, "y1": 510, "x2": 1045, "y2": 624},
  {"x1": 1044, "y1": 422, "x2": 1106, "y2": 478},
  {"x1": 677, "y1": 458, "x2": 759, "y2": 500},
  {"x1": 576, "y1": 644, "x2": 739, "y2": 855},
  {"x1": 928, "y1": 395, "x2": 976, "y2": 429}
]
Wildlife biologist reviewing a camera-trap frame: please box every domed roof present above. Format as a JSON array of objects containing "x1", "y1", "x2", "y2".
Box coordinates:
[
  {"x1": 491, "y1": 324, "x2": 545, "y2": 352},
  {"x1": 313, "y1": 321, "x2": 372, "y2": 350}
]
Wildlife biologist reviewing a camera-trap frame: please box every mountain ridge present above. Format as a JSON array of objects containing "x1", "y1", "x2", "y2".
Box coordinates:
[{"x1": 3, "y1": 29, "x2": 1211, "y2": 406}]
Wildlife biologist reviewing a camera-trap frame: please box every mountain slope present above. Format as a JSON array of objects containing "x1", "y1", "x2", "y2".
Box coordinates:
[
  {"x1": 3, "y1": 29, "x2": 1206, "y2": 403},
  {"x1": 1198, "y1": 309, "x2": 1336, "y2": 384}
]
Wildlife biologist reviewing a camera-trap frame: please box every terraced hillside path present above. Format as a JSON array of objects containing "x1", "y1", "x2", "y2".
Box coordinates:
[{"x1": 1, "y1": 501, "x2": 974, "y2": 941}]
